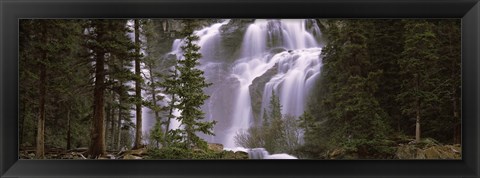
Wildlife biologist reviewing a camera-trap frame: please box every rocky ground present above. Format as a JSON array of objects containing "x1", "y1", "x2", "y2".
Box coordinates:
[
  {"x1": 327, "y1": 138, "x2": 461, "y2": 159},
  {"x1": 395, "y1": 139, "x2": 461, "y2": 159},
  {"x1": 19, "y1": 143, "x2": 249, "y2": 160}
]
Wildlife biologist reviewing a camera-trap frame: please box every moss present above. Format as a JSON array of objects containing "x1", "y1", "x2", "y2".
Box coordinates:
[
  {"x1": 146, "y1": 147, "x2": 248, "y2": 159},
  {"x1": 395, "y1": 138, "x2": 461, "y2": 159}
]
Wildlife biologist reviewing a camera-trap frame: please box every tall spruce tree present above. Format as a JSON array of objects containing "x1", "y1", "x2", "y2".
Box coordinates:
[
  {"x1": 307, "y1": 20, "x2": 391, "y2": 157},
  {"x1": 85, "y1": 19, "x2": 135, "y2": 158},
  {"x1": 263, "y1": 90, "x2": 284, "y2": 153},
  {"x1": 19, "y1": 20, "x2": 85, "y2": 158},
  {"x1": 429, "y1": 20, "x2": 461, "y2": 144},
  {"x1": 397, "y1": 20, "x2": 440, "y2": 143},
  {"x1": 367, "y1": 20, "x2": 405, "y2": 132},
  {"x1": 175, "y1": 20, "x2": 216, "y2": 149},
  {"x1": 162, "y1": 67, "x2": 180, "y2": 146},
  {"x1": 133, "y1": 19, "x2": 144, "y2": 149},
  {"x1": 143, "y1": 19, "x2": 168, "y2": 147}
]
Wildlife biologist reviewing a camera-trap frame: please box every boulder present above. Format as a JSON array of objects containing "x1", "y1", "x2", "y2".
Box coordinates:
[
  {"x1": 208, "y1": 143, "x2": 224, "y2": 153},
  {"x1": 129, "y1": 148, "x2": 148, "y2": 156},
  {"x1": 249, "y1": 64, "x2": 279, "y2": 124},
  {"x1": 396, "y1": 141, "x2": 461, "y2": 159},
  {"x1": 118, "y1": 148, "x2": 148, "y2": 157},
  {"x1": 327, "y1": 148, "x2": 359, "y2": 159},
  {"x1": 123, "y1": 154, "x2": 143, "y2": 160},
  {"x1": 234, "y1": 151, "x2": 249, "y2": 159},
  {"x1": 222, "y1": 150, "x2": 249, "y2": 159},
  {"x1": 28, "y1": 153, "x2": 35, "y2": 158},
  {"x1": 329, "y1": 148, "x2": 345, "y2": 159}
]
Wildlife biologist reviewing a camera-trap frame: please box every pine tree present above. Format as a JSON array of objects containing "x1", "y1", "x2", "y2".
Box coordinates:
[
  {"x1": 175, "y1": 20, "x2": 216, "y2": 149},
  {"x1": 85, "y1": 19, "x2": 135, "y2": 158},
  {"x1": 143, "y1": 19, "x2": 168, "y2": 147},
  {"x1": 428, "y1": 20, "x2": 461, "y2": 144},
  {"x1": 367, "y1": 20, "x2": 405, "y2": 132},
  {"x1": 397, "y1": 20, "x2": 440, "y2": 143},
  {"x1": 264, "y1": 90, "x2": 284, "y2": 153},
  {"x1": 162, "y1": 68, "x2": 180, "y2": 146},
  {"x1": 307, "y1": 20, "x2": 391, "y2": 157},
  {"x1": 298, "y1": 110, "x2": 315, "y2": 141},
  {"x1": 133, "y1": 19, "x2": 144, "y2": 149},
  {"x1": 439, "y1": 20, "x2": 461, "y2": 144},
  {"x1": 19, "y1": 20, "x2": 85, "y2": 158}
]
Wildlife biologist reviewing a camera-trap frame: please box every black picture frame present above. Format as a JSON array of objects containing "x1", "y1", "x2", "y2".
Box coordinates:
[{"x1": 1, "y1": 0, "x2": 479, "y2": 177}]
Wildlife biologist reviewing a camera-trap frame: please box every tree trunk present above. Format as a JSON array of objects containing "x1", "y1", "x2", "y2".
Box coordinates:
[
  {"x1": 164, "y1": 69, "x2": 178, "y2": 146},
  {"x1": 453, "y1": 104, "x2": 460, "y2": 144},
  {"x1": 415, "y1": 75, "x2": 421, "y2": 143},
  {"x1": 450, "y1": 35, "x2": 461, "y2": 145},
  {"x1": 164, "y1": 95, "x2": 174, "y2": 147},
  {"x1": 35, "y1": 53, "x2": 47, "y2": 159},
  {"x1": 88, "y1": 50, "x2": 106, "y2": 158},
  {"x1": 116, "y1": 88, "x2": 123, "y2": 151},
  {"x1": 66, "y1": 109, "x2": 71, "y2": 150},
  {"x1": 105, "y1": 96, "x2": 111, "y2": 149},
  {"x1": 452, "y1": 77, "x2": 460, "y2": 144},
  {"x1": 133, "y1": 19, "x2": 143, "y2": 149},
  {"x1": 148, "y1": 65, "x2": 161, "y2": 146},
  {"x1": 415, "y1": 106, "x2": 421, "y2": 143},
  {"x1": 110, "y1": 92, "x2": 116, "y2": 149},
  {"x1": 20, "y1": 98, "x2": 27, "y2": 145}
]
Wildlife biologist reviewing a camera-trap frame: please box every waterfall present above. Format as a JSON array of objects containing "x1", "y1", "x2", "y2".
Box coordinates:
[
  {"x1": 248, "y1": 148, "x2": 270, "y2": 159},
  {"x1": 247, "y1": 148, "x2": 298, "y2": 159},
  {"x1": 225, "y1": 19, "x2": 323, "y2": 147},
  {"x1": 160, "y1": 19, "x2": 323, "y2": 150}
]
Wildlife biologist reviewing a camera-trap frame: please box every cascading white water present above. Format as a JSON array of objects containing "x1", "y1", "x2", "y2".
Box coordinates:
[
  {"x1": 261, "y1": 48, "x2": 322, "y2": 119},
  {"x1": 158, "y1": 19, "x2": 323, "y2": 152},
  {"x1": 156, "y1": 20, "x2": 231, "y2": 134},
  {"x1": 224, "y1": 19, "x2": 323, "y2": 147},
  {"x1": 248, "y1": 148, "x2": 297, "y2": 159}
]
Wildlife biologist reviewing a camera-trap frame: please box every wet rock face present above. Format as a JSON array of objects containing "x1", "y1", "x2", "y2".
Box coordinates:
[
  {"x1": 219, "y1": 19, "x2": 255, "y2": 62},
  {"x1": 249, "y1": 64, "x2": 279, "y2": 124}
]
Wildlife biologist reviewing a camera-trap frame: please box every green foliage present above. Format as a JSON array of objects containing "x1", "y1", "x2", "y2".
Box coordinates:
[
  {"x1": 302, "y1": 19, "x2": 460, "y2": 159},
  {"x1": 19, "y1": 20, "x2": 93, "y2": 151},
  {"x1": 149, "y1": 121, "x2": 164, "y2": 147},
  {"x1": 315, "y1": 20, "x2": 391, "y2": 147},
  {"x1": 19, "y1": 19, "x2": 461, "y2": 159},
  {"x1": 235, "y1": 91, "x2": 302, "y2": 154},
  {"x1": 147, "y1": 147, "x2": 224, "y2": 159},
  {"x1": 172, "y1": 20, "x2": 217, "y2": 149},
  {"x1": 234, "y1": 126, "x2": 265, "y2": 149}
]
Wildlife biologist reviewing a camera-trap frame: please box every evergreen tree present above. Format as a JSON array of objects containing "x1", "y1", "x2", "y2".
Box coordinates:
[
  {"x1": 434, "y1": 20, "x2": 461, "y2": 144},
  {"x1": 264, "y1": 90, "x2": 284, "y2": 153},
  {"x1": 162, "y1": 67, "x2": 181, "y2": 146},
  {"x1": 175, "y1": 20, "x2": 216, "y2": 149},
  {"x1": 19, "y1": 20, "x2": 85, "y2": 158},
  {"x1": 367, "y1": 20, "x2": 405, "y2": 132},
  {"x1": 397, "y1": 20, "x2": 440, "y2": 143},
  {"x1": 107, "y1": 43, "x2": 136, "y2": 150},
  {"x1": 236, "y1": 90, "x2": 301, "y2": 154},
  {"x1": 133, "y1": 19, "x2": 145, "y2": 149},
  {"x1": 306, "y1": 20, "x2": 391, "y2": 157},
  {"x1": 85, "y1": 19, "x2": 135, "y2": 158},
  {"x1": 143, "y1": 19, "x2": 168, "y2": 147},
  {"x1": 298, "y1": 110, "x2": 315, "y2": 142}
]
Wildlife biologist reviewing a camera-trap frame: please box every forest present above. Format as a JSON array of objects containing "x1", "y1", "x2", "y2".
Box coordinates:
[{"x1": 19, "y1": 19, "x2": 461, "y2": 159}]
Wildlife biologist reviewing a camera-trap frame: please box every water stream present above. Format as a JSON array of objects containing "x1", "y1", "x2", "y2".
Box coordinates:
[{"x1": 145, "y1": 19, "x2": 323, "y2": 157}]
